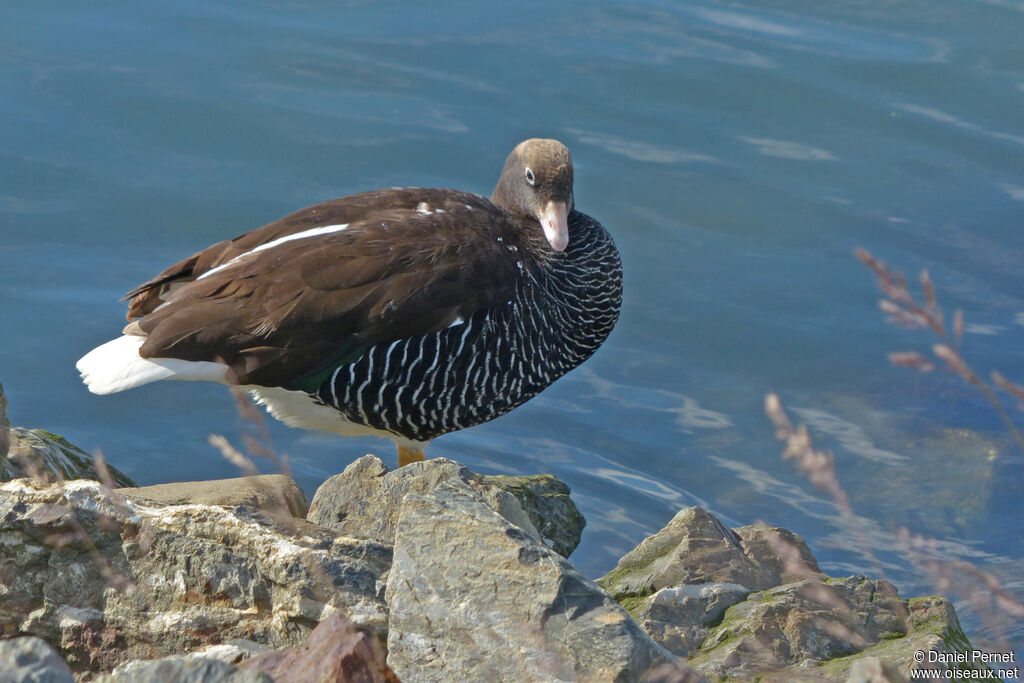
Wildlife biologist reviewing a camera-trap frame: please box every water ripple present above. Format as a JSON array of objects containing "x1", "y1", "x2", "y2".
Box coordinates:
[
  {"x1": 576, "y1": 368, "x2": 733, "y2": 434},
  {"x1": 998, "y1": 183, "x2": 1024, "y2": 201},
  {"x1": 567, "y1": 129, "x2": 718, "y2": 165},
  {"x1": 791, "y1": 407, "x2": 909, "y2": 465},
  {"x1": 738, "y1": 137, "x2": 837, "y2": 161},
  {"x1": 896, "y1": 103, "x2": 1024, "y2": 147}
]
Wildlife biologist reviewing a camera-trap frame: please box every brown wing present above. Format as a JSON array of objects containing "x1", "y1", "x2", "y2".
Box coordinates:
[
  {"x1": 125, "y1": 188, "x2": 442, "y2": 319},
  {"x1": 128, "y1": 188, "x2": 529, "y2": 387}
]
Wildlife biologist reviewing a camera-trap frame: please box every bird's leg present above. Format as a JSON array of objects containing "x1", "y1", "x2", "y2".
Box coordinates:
[{"x1": 397, "y1": 445, "x2": 425, "y2": 467}]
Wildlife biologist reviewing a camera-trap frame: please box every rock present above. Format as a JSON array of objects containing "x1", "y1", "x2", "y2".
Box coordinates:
[
  {"x1": 96, "y1": 656, "x2": 272, "y2": 682},
  {"x1": 0, "y1": 636, "x2": 75, "y2": 683},
  {"x1": 630, "y1": 582, "x2": 750, "y2": 657},
  {"x1": 119, "y1": 475, "x2": 309, "y2": 518},
  {"x1": 637, "y1": 661, "x2": 710, "y2": 682},
  {"x1": 2, "y1": 428, "x2": 136, "y2": 487},
  {"x1": 601, "y1": 505, "x2": 989, "y2": 681},
  {"x1": 817, "y1": 596, "x2": 991, "y2": 681},
  {"x1": 0, "y1": 382, "x2": 133, "y2": 486},
  {"x1": 845, "y1": 657, "x2": 908, "y2": 683},
  {"x1": 239, "y1": 613, "x2": 399, "y2": 683},
  {"x1": 179, "y1": 640, "x2": 271, "y2": 666},
  {"x1": 385, "y1": 478, "x2": 676, "y2": 682},
  {"x1": 99, "y1": 640, "x2": 271, "y2": 680},
  {"x1": 689, "y1": 579, "x2": 989, "y2": 682},
  {"x1": 0, "y1": 478, "x2": 390, "y2": 676},
  {"x1": 307, "y1": 455, "x2": 548, "y2": 551},
  {"x1": 598, "y1": 507, "x2": 823, "y2": 643},
  {"x1": 599, "y1": 507, "x2": 822, "y2": 610},
  {"x1": 733, "y1": 522, "x2": 823, "y2": 583},
  {"x1": 691, "y1": 576, "x2": 907, "y2": 678},
  {"x1": 481, "y1": 473, "x2": 586, "y2": 557}
]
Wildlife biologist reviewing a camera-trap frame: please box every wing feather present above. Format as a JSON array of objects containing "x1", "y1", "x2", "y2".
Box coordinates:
[{"x1": 129, "y1": 188, "x2": 532, "y2": 387}]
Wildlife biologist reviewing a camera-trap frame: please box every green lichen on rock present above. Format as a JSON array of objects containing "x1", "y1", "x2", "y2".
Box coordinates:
[
  {"x1": 596, "y1": 570, "x2": 651, "y2": 619},
  {"x1": 614, "y1": 592, "x2": 651, "y2": 619}
]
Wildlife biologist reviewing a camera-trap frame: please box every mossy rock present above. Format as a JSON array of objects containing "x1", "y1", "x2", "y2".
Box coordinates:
[
  {"x1": 2, "y1": 428, "x2": 135, "y2": 487},
  {"x1": 482, "y1": 473, "x2": 585, "y2": 557}
]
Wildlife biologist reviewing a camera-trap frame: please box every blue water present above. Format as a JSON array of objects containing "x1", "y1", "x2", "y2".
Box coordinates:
[{"x1": 3, "y1": 0, "x2": 1023, "y2": 653}]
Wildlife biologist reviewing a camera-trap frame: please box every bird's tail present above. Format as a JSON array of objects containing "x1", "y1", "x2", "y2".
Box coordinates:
[{"x1": 76, "y1": 335, "x2": 226, "y2": 394}]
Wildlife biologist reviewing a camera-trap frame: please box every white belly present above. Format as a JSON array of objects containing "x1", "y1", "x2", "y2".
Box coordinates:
[{"x1": 247, "y1": 386, "x2": 428, "y2": 451}]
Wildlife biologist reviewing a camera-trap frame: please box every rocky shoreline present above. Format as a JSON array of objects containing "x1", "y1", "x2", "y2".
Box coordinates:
[{"x1": 0, "y1": 413, "x2": 989, "y2": 682}]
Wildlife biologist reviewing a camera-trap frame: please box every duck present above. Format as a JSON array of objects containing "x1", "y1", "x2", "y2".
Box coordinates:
[{"x1": 77, "y1": 138, "x2": 623, "y2": 467}]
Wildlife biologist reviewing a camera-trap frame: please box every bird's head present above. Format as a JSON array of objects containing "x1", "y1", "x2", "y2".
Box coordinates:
[{"x1": 491, "y1": 138, "x2": 574, "y2": 252}]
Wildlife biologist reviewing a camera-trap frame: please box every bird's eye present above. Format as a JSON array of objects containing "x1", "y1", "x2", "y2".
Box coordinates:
[{"x1": 524, "y1": 167, "x2": 536, "y2": 185}]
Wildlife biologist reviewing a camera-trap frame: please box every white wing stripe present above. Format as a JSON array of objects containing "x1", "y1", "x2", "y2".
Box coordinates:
[{"x1": 197, "y1": 224, "x2": 350, "y2": 280}]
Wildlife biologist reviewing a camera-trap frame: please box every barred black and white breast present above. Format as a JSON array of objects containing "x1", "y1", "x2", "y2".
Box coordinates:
[{"x1": 77, "y1": 139, "x2": 623, "y2": 466}]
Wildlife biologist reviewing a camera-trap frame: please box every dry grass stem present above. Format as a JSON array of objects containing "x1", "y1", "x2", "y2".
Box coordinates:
[
  {"x1": 815, "y1": 617, "x2": 869, "y2": 650},
  {"x1": 887, "y1": 351, "x2": 936, "y2": 372},
  {"x1": 757, "y1": 524, "x2": 820, "y2": 581},
  {"x1": 759, "y1": 524, "x2": 874, "y2": 644},
  {"x1": 93, "y1": 450, "x2": 117, "y2": 490},
  {"x1": 896, "y1": 526, "x2": 1023, "y2": 649},
  {"x1": 799, "y1": 582, "x2": 853, "y2": 617},
  {"x1": 857, "y1": 247, "x2": 1024, "y2": 453},
  {"x1": 766, "y1": 393, "x2": 1024, "y2": 650},
  {"x1": 208, "y1": 433, "x2": 260, "y2": 477},
  {"x1": 765, "y1": 394, "x2": 851, "y2": 515},
  {"x1": 766, "y1": 393, "x2": 890, "y2": 587},
  {"x1": 992, "y1": 372, "x2": 1024, "y2": 404},
  {"x1": 932, "y1": 344, "x2": 979, "y2": 385},
  {"x1": 856, "y1": 248, "x2": 945, "y2": 335}
]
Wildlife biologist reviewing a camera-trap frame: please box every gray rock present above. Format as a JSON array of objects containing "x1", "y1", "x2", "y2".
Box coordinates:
[
  {"x1": 818, "y1": 596, "x2": 990, "y2": 681},
  {"x1": 0, "y1": 636, "x2": 74, "y2": 683},
  {"x1": 2, "y1": 428, "x2": 135, "y2": 487},
  {"x1": 688, "y1": 577, "x2": 987, "y2": 682},
  {"x1": 481, "y1": 473, "x2": 586, "y2": 556},
  {"x1": 385, "y1": 478, "x2": 676, "y2": 682},
  {"x1": 101, "y1": 640, "x2": 272, "y2": 680},
  {"x1": 307, "y1": 455, "x2": 544, "y2": 548},
  {"x1": 601, "y1": 505, "x2": 987, "y2": 681},
  {"x1": 845, "y1": 657, "x2": 909, "y2": 683},
  {"x1": 692, "y1": 576, "x2": 907, "y2": 678},
  {"x1": 96, "y1": 656, "x2": 272, "y2": 682},
  {"x1": 0, "y1": 478, "x2": 389, "y2": 677},
  {"x1": 119, "y1": 474, "x2": 309, "y2": 518},
  {"x1": 599, "y1": 507, "x2": 823, "y2": 602},
  {"x1": 632, "y1": 582, "x2": 750, "y2": 657},
  {"x1": 734, "y1": 522, "x2": 823, "y2": 583},
  {"x1": 179, "y1": 640, "x2": 271, "y2": 666}
]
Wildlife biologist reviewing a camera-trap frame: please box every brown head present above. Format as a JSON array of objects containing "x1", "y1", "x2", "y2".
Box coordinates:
[{"x1": 490, "y1": 138, "x2": 574, "y2": 251}]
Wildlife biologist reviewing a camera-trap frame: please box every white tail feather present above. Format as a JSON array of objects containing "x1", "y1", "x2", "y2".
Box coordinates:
[{"x1": 76, "y1": 335, "x2": 227, "y2": 395}]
